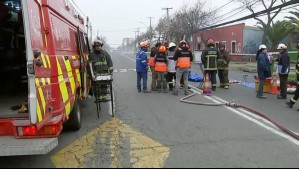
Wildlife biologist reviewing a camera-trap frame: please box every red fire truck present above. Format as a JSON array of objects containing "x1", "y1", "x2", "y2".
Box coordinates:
[{"x1": 0, "y1": 0, "x2": 91, "y2": 156}]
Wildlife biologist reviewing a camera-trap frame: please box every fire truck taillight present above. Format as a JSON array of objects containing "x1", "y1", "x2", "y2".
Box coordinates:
[
  {"x1": 43, "y1": 125, "x2": 58, "y2": 135},
  {"x1": 18, "y1": 126, "x2": 38, "y2": 136},
  {"x1": 17, "y1": 125, "x2": 61, "y2": 137}
]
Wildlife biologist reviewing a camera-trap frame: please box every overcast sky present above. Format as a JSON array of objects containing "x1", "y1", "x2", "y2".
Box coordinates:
[{"x1": 73, "y1": 0, "x2": 296, "y2": 47}]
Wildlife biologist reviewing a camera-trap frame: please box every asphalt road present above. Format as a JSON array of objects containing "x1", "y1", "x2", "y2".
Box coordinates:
[{"x1": 1, "y1": 52, "x2": 299, "y2": 168}]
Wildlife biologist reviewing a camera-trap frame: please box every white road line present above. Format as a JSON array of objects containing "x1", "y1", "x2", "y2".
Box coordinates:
[
  {"x1": 113, "y1": 69, "x2": 136, "y2": 73},
  {"x1": 212, "y1": 95, "x2": 279, "y2": 130},
  {"x1": 190, "y1": 86, "x2": 299, "y2": 146},
  {"x1": 128, "y1": 69, "x2": 137, "y2": 72},
  {"x1": 119, "y1": 69, "x2": 128, "y2": 73},
  {"x1": 120, "y1": 53, "x2": 136, "y2": 63},
  {"x1": 121, "y1": 52, "x2": 299, "y2": 145}
]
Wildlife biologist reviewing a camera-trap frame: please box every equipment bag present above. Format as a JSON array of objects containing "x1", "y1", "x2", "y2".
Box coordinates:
[{"x1": 188, "y1": 72, "x2": 203, "y2": 82}]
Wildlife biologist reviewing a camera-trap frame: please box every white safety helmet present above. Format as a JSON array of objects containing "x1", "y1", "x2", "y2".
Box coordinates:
[
  {"x1": 277, "y1": 43, "x2": 287, "y2": 50},
  {"x1": 93, "y1": 39, "x2": 104, "y2": 46},
  {"x1": 259, "y1": 44, "x2": 267, "y2": 50},
  {"x1": 168, "y1": 42, "x2": 176, "y2": 49}
]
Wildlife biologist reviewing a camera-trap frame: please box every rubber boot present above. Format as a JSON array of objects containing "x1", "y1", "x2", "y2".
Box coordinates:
[
  {"x1": 286, "y1": 100, "x2": 295, "y2": 108},
  {"x1": 212, "y1": 87, "x2": 216, "y2": 91}
]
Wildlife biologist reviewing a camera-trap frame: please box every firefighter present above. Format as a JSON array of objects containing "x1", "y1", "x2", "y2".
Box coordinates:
[
  {"x1": 180, "y1": 44, "x2": 191, "y2": 89},
  {"x1": 286, "y1": 41, "x2": 299, "y2": 108},
  {"x1": 277, "y1": 43, "x2": 290, "y2": 100},
  {"x1": 89, "y1": 40, "x2": 114, "y2": 101},
  {"x1": 256, "y1": 44, "x2": 271, "y2": 99},
  {"x1": 166, "y1": 42, "x2": 177, "y2": 91},
  {"x1": 218, "y1": 43, "x2": 230, "y2": 89},
  {"x1": 149, "y1": 42, "x2": 162, "y2": 91},
  {"x1": 173, "y1": 40, "x2": 193, "y2": 96},
  {"x1": 155, "y1": 45, "x2": 168, "y2": 93},
  {"x1": 201, "y1": 39, "x2": 220, "y2": 91},
  {"x1": 136, "y1": 42, "x2": 151, "y2": 93}
]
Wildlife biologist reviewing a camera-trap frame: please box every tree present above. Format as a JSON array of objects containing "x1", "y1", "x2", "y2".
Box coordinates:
[
  {"x1": 238, "y1": 0, "x2": 288, "y2": 44},
  {"x1": 155, "y1": 0, "x2": 215, "y2": 44},
  {"x1": 264, "y1": 20, "x2": 294, "y2": 50},
  {"x1": 156, "y1": 17, "x2": 168, "y2": 42},
  {"x1": 285, "y1": 9, "x2": 299, "y2": 43}
]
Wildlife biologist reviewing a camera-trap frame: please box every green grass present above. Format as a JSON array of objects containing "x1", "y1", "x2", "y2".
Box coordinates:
[
  {"x1": 290, "y1": 52, "x2": 298, "y2": 61},
  {"x1": 272, "y1": 63, "x2": 296, "y2": 81},
  {"x1": 288, "y1": 73, "x2": 296, "y2": 81}
]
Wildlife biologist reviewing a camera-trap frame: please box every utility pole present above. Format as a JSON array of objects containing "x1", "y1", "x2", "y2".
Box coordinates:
[
  {"x1": 162, "y1": 7, "x2": 173, "y2": 41},
  {"x1": 133, "y1": 31, "x2": 137, "y2": 52},
  {"x1": 162, "y1": 7, "x2": 173, "y2": 19},
  {"x1": 134, "y1": 28, "x2": 140, "y2": 52},
  {"x1": 147, "y1": 17, "x2": 154, "y2": 40},
  {"x1": 90, "y1": 23, "x2": 93, "y2": 45}
]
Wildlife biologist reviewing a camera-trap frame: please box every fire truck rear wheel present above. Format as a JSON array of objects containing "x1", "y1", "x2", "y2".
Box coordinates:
[{"x1": 64, "y1": 95, "x2": 82, "y2": 131}]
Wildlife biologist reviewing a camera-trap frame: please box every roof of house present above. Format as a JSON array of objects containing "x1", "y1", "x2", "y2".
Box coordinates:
[{"x1": 244, "y1": 25, "x2": 262, "y2": 31}]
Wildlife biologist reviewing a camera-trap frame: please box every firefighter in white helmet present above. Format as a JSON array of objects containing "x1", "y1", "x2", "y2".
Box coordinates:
[
  {"x1": 89, "y1": 39, "x2": 114, "y2": 101},
  {"x1": 256, "y1": 44, "x2": 271, "y2": 99},
  {"x1": 276, "y1": 43, "x2": 290, "y2": 100},
  {"x1": 166, "y1": 42, "x2": 177, "y2": 91}
]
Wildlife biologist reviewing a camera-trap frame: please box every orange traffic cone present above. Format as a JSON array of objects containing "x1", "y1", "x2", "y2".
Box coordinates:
[
  {"x1": 202, "y1": 73, "x2": 212, "y2": 96},
  {"x1": 269, "y1": 74, "x2": 279, "y2": 95}
]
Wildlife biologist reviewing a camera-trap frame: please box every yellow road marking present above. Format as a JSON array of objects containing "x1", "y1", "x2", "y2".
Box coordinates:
[{"x1": 51, "y1": 118, "x2": 169, "y2": 168}]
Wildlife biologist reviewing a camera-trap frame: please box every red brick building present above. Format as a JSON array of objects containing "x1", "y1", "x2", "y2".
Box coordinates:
[{"x1": 193, "y1": 23, "x2": 264, "y2": 54}]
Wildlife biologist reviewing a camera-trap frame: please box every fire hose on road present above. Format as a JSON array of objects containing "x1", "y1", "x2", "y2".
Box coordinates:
[{"x1": 180, "y1": 90, "x2": 299, "y2": 140}]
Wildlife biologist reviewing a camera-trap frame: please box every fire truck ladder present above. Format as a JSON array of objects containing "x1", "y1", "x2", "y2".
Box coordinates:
[{"x1": 89, "y1": 62, "x2": 115, "y2": 118}]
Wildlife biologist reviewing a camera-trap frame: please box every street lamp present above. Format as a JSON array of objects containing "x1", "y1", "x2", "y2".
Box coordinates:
[
  {"x1": 139, "y1": 22, "x2": 148, "y2": 29},
  {"x1": 139, "y1": 22, "x2": 152, "y2": 41}
]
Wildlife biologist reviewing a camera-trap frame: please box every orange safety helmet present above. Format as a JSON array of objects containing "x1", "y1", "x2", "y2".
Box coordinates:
[
  {"x1": 159, "y1": 46, "x2": 167, "y2": 53},
  {"x1": 207, "y1": 39, "x2": 214, "y2": 45},
  {"x1": 140, "y1": 41, "x2": 149, "y2": 48}
]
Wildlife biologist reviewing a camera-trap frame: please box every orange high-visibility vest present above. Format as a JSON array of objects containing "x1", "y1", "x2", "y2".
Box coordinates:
[
  {"x1": 149, "y1": 57, "x2": 155, "y2": 66},
  {"x1": 177, "y1": 57, "x2": 191, "y2": 68},
  {"x1": 155, "y1": 62, "x2": 167, "y2": 72}
]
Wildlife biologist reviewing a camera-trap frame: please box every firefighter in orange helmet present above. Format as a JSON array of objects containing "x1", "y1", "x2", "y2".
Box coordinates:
[
  {"x1": 173, "y1": 40, "x2": 193, "y2": 96},
  {"x1": 149, "y1": 42, "x2": 162, "y2": 91},
  {"x1": 136, "y1": 42, "x2": 151, "y2": 93},
  {"x1": 201, "y1": 39, "x2": 220, "y2": 91},
  {"x1": 155, "y1": 46, "x2": 168, "y2": 93}
]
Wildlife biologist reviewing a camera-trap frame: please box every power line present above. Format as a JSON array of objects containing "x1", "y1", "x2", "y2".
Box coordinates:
[
  {"x1": 212, "y1": 0, "x2": 260, "y2": 24},
  {"x1": 195, "y1": 0, "x2": 299, "y2": 33},
  {"x1": 215, "y1": 1, "x2": 298, "y2": 25},
  {"x1": 96, "y1": 27, "x2": 147, "y2": 33},
  {"x1": 210, "y1": 0, "x2": 235, "y2": 13}
]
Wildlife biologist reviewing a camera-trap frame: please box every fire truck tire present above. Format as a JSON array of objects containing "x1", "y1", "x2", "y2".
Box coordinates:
[{"x1": 64, "y1": 96, "x2": 82, "y2": 131}]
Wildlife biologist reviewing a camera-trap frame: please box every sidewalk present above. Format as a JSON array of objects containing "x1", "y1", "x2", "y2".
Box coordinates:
[
  {"x1": 229, "y1": 62, "x2": 297, "y2": 73},
  {"x1": 229, "y1": 62, "x2": 257, "y2": 73}
]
